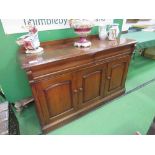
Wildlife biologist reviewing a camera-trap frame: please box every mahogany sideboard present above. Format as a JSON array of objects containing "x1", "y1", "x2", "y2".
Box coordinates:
[{"x1": 19, "y1": 35, "x2": 136, "y2": 133}]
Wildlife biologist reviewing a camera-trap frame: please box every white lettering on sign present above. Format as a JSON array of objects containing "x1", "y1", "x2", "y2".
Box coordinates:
[{"x1": 1, "y1": 19, "x2": 70, "y2": 34}]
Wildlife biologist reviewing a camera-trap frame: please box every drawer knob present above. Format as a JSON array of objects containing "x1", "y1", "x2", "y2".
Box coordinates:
[
  {"x1": 73, "y1": 89, "x2": 78, "y2": 93},
  {"x1": 107, "y1": 76, "x2": 111, "y2": 80}
]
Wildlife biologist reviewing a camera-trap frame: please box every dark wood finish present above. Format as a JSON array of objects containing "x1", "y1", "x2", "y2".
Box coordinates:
[
  {"x1": 77, "y1": 64, "x2": 106, "y2": 108},
  {"x1": 33, "y1": 72, "x2": 77, "y2": 125},
  {"x1": 18, "y1": 35, "x2": 136, "y2": 133},
  {"x1": 105, "y1": 55, "x2": 130, "y2": 95}
]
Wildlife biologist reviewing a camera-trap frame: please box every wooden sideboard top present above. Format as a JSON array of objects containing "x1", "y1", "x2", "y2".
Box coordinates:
[{"x1": 18, "y1": 35, "x2": 136, "y2": 69}]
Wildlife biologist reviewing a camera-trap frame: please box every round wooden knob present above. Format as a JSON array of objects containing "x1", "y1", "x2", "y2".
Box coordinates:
[
  {"x1": 73, "y1": 89, "x2": 78, "y2": 93},
  {"x1": 107, "y1": 76, "x2": 111, "y2": 80}
]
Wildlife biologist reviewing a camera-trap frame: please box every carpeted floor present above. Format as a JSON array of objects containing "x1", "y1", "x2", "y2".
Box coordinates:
[
  {"x1": 126, "y1": 54, "x2": 155, "y2": 91},
  {"x1": 15, "y1": 53, "x2": 155, "y2": 135}
]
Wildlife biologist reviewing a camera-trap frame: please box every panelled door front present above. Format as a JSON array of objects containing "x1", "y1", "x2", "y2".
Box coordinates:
[
  {"x1": 77, "y1": 64, "x2": 107, "y2": 108},
  {"x1": 33, "y1": 72, "x2": 78, "y2": 125},
  {"x1": 105, "y1": 55, "x2": 130, "y2": 95}
]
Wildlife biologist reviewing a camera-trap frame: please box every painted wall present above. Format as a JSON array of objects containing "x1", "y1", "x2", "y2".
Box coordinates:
[{"x1": 0, "y1": 19, "x2": 123, "y2": 102}]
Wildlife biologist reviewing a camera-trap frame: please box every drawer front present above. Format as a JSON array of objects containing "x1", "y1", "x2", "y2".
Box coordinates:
[{"x1": 28, "y1": 55, "x2": 94, "y2": 82}]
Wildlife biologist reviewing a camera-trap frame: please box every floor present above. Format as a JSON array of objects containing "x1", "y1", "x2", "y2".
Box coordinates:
[{"x1": 15, "y1": 53, "x2": 155, "y2": 135}]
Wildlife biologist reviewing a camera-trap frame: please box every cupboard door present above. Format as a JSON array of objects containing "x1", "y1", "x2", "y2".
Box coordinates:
[
  {"x1": 78, "y1": 64, "x2": 107, "y2": 107},
  {"x1": 33, "y1": 73, "x2": 78, "y2": 125},
  {"x1": 105, "y1": 55, "x2": 130, "y2": 95}
]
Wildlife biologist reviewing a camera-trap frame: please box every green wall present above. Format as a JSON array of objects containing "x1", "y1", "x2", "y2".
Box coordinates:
[{"x1": 0, "y1": 19, "x2": 123, "y2": 103}]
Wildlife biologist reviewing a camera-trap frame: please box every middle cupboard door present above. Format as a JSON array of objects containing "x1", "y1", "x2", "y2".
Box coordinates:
[{"x1": 77, "y1": 63, "x2": 107, "y2": 108}]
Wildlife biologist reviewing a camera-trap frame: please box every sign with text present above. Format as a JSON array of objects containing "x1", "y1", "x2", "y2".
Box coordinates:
[{"x1": 1, "y1": 19, "x2": 113, "y2": 34}]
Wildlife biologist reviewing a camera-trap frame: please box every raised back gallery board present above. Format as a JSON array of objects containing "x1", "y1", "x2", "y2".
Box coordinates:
[{"x1": 1, "y1": 19, "x2": 113, "y2": 34}]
